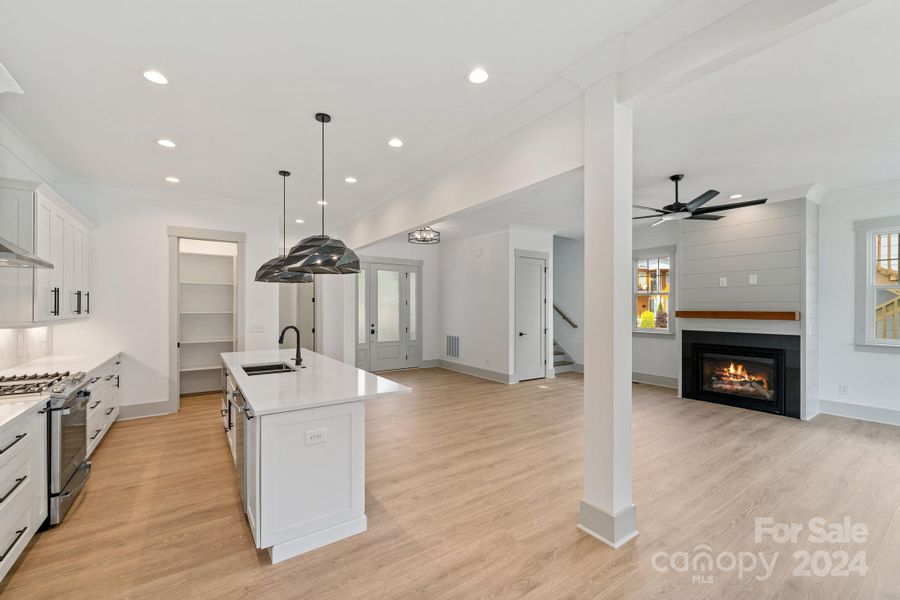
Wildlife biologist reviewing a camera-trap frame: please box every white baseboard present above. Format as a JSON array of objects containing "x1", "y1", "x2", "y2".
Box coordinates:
[
  {"x1": 436, "y1": 360, "x2": 515, "y2": 384},
  {"x1": 631, "y1": 372, "x2": 678, "y2": 389},
  {"x1": 578, "y1": 500, "x2": 638, "y2": 549},
  {"x1": 117, "y1": 400, "x2": 174, "y2": 420},
  {"x1": 268, "y1": 515, "x2": 367, "y2": 564},
  {"x1": 819, "y1": 399, "x2": 900, "y2": 427}
]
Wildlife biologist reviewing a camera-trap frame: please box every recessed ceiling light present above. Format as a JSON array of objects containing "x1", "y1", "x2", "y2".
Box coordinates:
[
  {"x1": 157, "y1": 139, "x2": 176, "y2": 148},
  {"x1": 295, "y1": 219, "x2": 304, "y2": 224},
  {"x1": 388, "y1": 138, "x2": 403, "y2": 148},
  {"x1": 344, "y1": 176, "x2": 357, "y2": 184},
  {"x1": 317, "y1": 200, "x2": 328, "y2": 206},
  {"x1": 142, "y1": 70, "x2": 168, "y2": 85},
  {"x1": 165, "y1": 176, "x2": 180, "y2": 183},
  {"x1": 729, "y1": 194, "x2": 743, "y2": 199},
  {"x1": 468, "y1": 67, "x2": 489, "y2": 84}
]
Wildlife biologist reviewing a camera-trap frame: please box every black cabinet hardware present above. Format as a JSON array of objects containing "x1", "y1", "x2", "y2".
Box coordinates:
[
  {"x1": 85, "y1": 291, "x2": 90, "y2": 314},
  {"x1": 90, "y1": 429, "x2": 101, "y2": 441},
  {"x1": 0, "y1": 434, "x2": 26, "y2": 455},
  {"x1": 0, "y1": 477, "x2": 26, "y2": 503},
  {"x1": 74, "y1": 290, "x2": 82, "y2": 314},
  {"x1": 0, "y1": 527, "x2": 26, "y2": 561},
  {"x1": 51, "y1": 287, "x2": 60, "y2": 316}
]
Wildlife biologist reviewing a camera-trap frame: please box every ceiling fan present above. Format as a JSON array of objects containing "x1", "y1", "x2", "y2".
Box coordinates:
[{"x1": 633, "y1": 174, "x2": 767, "y2": 227}]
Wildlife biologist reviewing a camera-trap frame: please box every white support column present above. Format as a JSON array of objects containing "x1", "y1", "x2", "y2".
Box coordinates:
[{"x1": 579, "y1": 76, "x2": 637, "y2": 548}]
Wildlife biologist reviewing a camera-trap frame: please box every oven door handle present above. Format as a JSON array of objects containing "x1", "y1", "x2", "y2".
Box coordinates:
[{"x1": 53, "y1": 462, "x2": 91, "y2": 499}]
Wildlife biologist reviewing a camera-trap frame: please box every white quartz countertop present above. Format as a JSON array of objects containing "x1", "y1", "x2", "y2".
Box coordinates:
[
  {"x1": 221, "y1": 349, "x2": 411, "y2": 416},
  {"x1": 0, "y1": 352, "x2": 120, "y2": 379},
  {"x1": 0, "y1": 352, "x2": 121, "y2": 429}
]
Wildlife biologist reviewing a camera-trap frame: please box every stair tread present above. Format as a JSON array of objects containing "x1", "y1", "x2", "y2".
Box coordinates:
[{"x1": 554, "y1": 360, "x2": 573, "y2": 366}]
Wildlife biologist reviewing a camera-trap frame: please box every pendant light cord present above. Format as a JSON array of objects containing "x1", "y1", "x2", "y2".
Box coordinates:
[
  {"x1": 282, "y1": 173, "x2": 287, "y2": 256},
  {"x1": 321, "y1": 118, "x2": 326, "y2": 236}
]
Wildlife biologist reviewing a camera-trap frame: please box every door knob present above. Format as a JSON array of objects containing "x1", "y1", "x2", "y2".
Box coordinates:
[{"x1": 519, "y1": 332, "x2": 526, "y2": 336}]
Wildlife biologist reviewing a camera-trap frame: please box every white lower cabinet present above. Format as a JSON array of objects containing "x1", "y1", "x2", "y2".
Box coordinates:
[
  {"x1": 86, "y1": 355, "x2": 121, "y2": 458},
  {"x1": 245, "y1": 400, "x2": 366, "y2": 562},
  {"x1": 0, "y1": 403, "x2": 48, "y2": 582}
]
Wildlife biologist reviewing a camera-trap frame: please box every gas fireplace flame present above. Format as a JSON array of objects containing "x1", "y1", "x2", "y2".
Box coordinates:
[{"x1": 718, "y1": 362, "x2": 769, "y2": 390}]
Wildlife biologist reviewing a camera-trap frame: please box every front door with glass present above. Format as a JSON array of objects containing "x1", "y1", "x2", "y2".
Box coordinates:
[{"x1": 356, "y1": 262, "x2": 420, "y2": 372}]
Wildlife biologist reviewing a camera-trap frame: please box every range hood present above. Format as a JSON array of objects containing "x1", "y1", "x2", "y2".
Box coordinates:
[{"x1": 0, "y1": 236, "x2": 53, "y2": 268}]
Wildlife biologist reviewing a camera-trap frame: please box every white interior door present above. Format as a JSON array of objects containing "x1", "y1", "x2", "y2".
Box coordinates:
[{"x1": 515, "y1": 255, "x2": 546, "y2": 381}]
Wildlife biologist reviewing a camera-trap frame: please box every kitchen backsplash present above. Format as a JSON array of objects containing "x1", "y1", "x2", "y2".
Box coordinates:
[{"x1": 0, "y1": 327, "x2": 51, "y2": 371}]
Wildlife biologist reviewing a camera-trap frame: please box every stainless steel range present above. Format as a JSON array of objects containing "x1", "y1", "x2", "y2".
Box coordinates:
[
  {"x1": 0, "y1": 371, "x2": 70, "y2": 397},
  {"x1": 45, "y1": 372, "x2": 93, "y2": 525}
]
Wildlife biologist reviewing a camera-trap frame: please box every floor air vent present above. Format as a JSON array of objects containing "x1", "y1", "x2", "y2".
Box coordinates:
[{"x1": 446, "y1": 335, "x2": 460, "y2": 358}]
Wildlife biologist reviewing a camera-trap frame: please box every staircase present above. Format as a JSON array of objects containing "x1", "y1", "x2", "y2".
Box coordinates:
[{"x1": 553, "y1": 341, "x2": 577, "y2": 374}]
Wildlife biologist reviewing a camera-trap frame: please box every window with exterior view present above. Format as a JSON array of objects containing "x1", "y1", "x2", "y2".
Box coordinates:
[
  {"x1": 634, "y1": 256, "x2": 671, "y2": 333},
  {"x1": 874, "y1": 231, "x2": 899, "y2": 341}
]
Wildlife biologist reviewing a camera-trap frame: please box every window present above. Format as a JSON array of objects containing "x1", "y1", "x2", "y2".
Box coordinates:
[
  {"x1": 855, "y1": 218, "x2": 900, "y2": 348},
  {"x1": 633, "y1": 248, "x2": 673, "y2": 334}
]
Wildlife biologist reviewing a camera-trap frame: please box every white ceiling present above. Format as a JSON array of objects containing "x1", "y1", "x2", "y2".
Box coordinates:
[
  {"x1": 441, "y1": 0, "x2": 900, "y2": 237},
  {"x1": 0, "y1": 0, "x2": 679, "y2": 237},
  {"x1": 633, "y1": 0, "x2": 900, "y2": 211},
  {"x1": 432, "y1": 168, "x2": 584, "y2": 240}
]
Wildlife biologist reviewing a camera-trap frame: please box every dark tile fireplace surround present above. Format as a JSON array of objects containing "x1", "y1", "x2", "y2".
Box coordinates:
[{"x1": 682, "y1": 330, "x2": 801, "y2": 418}]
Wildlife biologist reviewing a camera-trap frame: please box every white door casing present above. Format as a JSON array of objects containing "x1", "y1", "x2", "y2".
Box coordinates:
[
  {"x1": 356, "y1": 260, "x2": 422, "y2": 372},
  {"x1": 515, "y1": 254, "x2": 547, "y2": 382}
]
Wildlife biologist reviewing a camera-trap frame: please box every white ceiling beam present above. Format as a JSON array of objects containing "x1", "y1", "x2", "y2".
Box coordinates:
[
  {"x1": 561, "y1": 0, "x2": 874, "y2": 105},
  {"x1": 0, "y1": 62, "x2": 23, "y2": 95}
]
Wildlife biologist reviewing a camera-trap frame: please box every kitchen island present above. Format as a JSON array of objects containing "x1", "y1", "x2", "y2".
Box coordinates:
[{"x1": 220, "y1": 348, "x2": 410, "y2": 564}]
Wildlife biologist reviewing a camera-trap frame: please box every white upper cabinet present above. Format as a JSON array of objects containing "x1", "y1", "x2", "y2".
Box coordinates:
[{"x1": 0, "y1": 180, "x2": 93, "y2": 325}]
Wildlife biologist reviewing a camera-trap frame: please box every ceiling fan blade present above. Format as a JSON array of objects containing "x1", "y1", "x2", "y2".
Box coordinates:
[
  {"x1": 691, "y1": 198, "x2": 767, "y2": 215},
  {"x1": 687, "y1": 214, "x2": 724, "y2": 221},
  {"x1": 633, "y1": 204, "x2": 667, "y2": 214},
  {"x1": 650, "y1": 218, "x2": 666, "y2": 227},
  {"x1": 686, "y1": 189, "x2": 719, "y2": 212},
  {"x1": 633, "y1": 215, "x2": 662, "y2": 220}
]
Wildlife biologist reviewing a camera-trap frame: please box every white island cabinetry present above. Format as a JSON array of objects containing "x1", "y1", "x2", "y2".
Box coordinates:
[{"x1": 222, "y1": 349, "x2": 409, "y2": 563}]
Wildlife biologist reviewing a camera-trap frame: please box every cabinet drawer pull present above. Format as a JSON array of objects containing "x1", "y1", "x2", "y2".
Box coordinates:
[
  {"x1": 0, "y1": 527, "x2": 27, "y2": 561},
  {"x1": 89, "y1": 400, "x2": 102, "y2": 410},
  {"x1": 105, "y1": 407, "x2": 114, "y2": 416},
  {"x1": 0, "y1": 434, "x2": 26, "y2": 455},
  {"x1": 90, "y1": 429, "x2": 102, "y2": 441},
  {"x1": 105, "y1": 375, "x2": 115, "y2": 381},
  {"x1": 0, "y1": 477, "x2": 26, "y2": 503}
]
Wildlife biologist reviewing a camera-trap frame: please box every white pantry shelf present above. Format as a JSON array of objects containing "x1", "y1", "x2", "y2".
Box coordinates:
[
  {"x1": 179, "y1": 338, "x2": 234, "y2": 345},
  {"x1": 180, "y1": 281, "x2": 234, "y2": 286},
  {"x1": 180, "y1": 310, "x2": 234, "y2": 315},
  {"x1": 179, "y1": 365, "x2": 224, "y2": 373}
]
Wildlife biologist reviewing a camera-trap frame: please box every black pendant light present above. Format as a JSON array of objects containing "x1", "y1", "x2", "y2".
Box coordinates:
[
  {"x1": 408, "y1": 226, "x2": 440, "y2": 244},
  {"x1": 255, "y1": 170, "x2": 314, "y2": 283},
  {"x1": 280, "y1": 113, "x2": 360, "y2": 275}
]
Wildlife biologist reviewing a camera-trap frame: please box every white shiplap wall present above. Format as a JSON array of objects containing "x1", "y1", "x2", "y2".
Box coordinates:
[{"x1": 680, "y1": 198, "x2": 804, "y2": 314}]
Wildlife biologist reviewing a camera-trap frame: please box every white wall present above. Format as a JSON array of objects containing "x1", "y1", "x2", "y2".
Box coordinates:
[
  {"x1": 439, "y1": 228, "x2": 511, "y2": 374},
  {"x1": 437, "y1": 225, "x2": 554, "y2": 380},
  {"x1": 357, "y1": 236, "x2": 441, "y2": 361},
  {"x1": 818, "y1": 181, "x2": 900, "y2": 416},
  {"x1": 553, "y1": 236, "x2": 584, "y2": 364},
  {"x1": 51, "y1": 186, "x2": 280, "y2": 410}
]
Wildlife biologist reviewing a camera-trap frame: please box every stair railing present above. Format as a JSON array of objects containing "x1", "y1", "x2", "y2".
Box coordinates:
[{"x1": 553, "y1": 304, "x2": 578, "y2": 328}]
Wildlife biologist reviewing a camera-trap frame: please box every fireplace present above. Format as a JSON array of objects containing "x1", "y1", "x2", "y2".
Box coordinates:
[{"x1": 682, "y1": 331, "x2": 800, "y2": 418}]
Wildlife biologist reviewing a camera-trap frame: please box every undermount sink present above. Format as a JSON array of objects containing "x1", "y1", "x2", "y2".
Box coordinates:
[{"x1": 242, "y1": 362, "x2": 296, "y2": 376}]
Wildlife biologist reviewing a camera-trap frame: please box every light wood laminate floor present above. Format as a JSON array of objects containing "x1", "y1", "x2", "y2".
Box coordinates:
[{"x1": 3, "y1": 369, "x2": 899, "y2": 599}]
